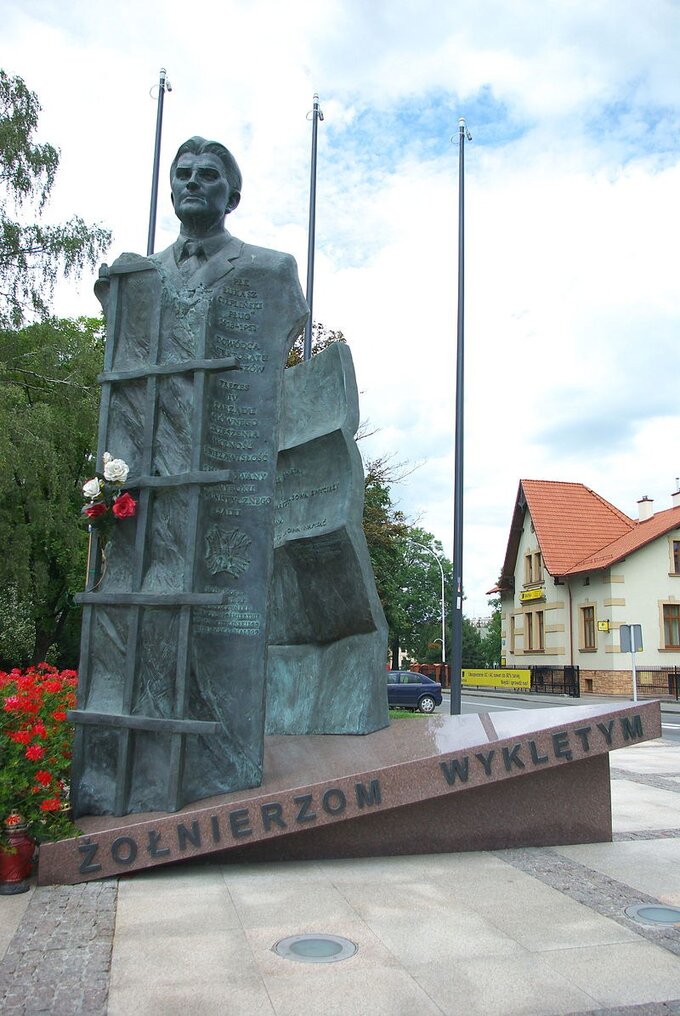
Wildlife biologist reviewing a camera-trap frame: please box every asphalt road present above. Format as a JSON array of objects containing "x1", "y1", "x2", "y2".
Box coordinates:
[{"x1": 435, "y1": 690, "x2": 680, "y2": 744}]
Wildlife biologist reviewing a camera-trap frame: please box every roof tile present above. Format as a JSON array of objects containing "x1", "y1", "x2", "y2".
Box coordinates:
[{"x1": 505, "y1": 480, "x2": 680, "y2": 578}]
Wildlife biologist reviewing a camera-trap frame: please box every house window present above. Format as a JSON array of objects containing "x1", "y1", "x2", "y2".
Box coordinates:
[
  {"x1": 536, "y1": 610, "x2": 544, "y2": 651},
  {"x1": 524, "y1": 551, "x2": 543, "y2": 585},
  {"x1": 510, "y1": 615, "x2": 516, "y2": 653},
  {"x1": 525, "y1": 611, "x2": 533, "y2": 651},
  {"x1": 533, "y1": 552, "x2": 543, "y2": 582},
  {"x1": 663, "y1": 604, "x2": 680, "y2": 648},
  {"x1": 582, "y1": 606, "x2": 596, "y2": 650},
  {"x1": 672, "y1": 540, "x2": 680, "y2": 575}
]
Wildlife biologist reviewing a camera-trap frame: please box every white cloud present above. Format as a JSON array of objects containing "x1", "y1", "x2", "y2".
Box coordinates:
[{"x1": 2, "y1": 0, "x2": 680, "y2": 617}]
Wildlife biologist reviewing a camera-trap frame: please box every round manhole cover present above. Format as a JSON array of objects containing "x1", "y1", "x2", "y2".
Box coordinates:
[
  {"x1": 625, "y1": 904, "x2": 680, "y2": 926},
  {"x1": 273, "y1": 934, "x2": 358, "y2": 964}
]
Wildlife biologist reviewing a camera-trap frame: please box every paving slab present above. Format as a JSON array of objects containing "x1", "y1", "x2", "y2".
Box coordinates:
[
  {"x1": 408, "y1": 951, "x2": 600, "y2": 1016},
  {"x1": 610, "y1": 781, "x2": 680, "y2": 832},
  {"x1": 540, "y1": 941, "x2": 680, "y2": 1008},
  {"x1": 554, "y1": 839, "x2": 680, "y2": 905}
]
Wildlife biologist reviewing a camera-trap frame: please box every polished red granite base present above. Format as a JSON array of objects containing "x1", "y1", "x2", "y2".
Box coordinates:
[{"x1": 38, "y1": 700, "x2": 660, "y2": 885}]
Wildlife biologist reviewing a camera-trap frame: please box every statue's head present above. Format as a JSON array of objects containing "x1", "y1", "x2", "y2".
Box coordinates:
[{"x1": 170, "y1": 136, "x2": 242, "y2": 233}]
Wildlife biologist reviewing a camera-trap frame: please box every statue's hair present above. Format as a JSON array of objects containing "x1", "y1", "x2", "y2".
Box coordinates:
[{"x1": 170, "y1": 136, "x2": 242, "y2": 196}]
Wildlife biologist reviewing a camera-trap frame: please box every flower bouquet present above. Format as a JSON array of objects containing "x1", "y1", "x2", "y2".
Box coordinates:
[
  {"x1": 81, "y1": 452, "x2": 137, "y2": 544},
  {"x1": 0, "y1": 664, "x2": 79, "y2": 850}
]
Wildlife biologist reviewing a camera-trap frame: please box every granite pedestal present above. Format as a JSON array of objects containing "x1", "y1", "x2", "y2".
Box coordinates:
[{"x1": 39, "y1": 700, "x2": 661, "y2": 885}]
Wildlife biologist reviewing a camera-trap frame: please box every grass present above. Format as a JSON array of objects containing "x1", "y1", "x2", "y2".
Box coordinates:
[{"x1": 388, "y1": 708, "x2": 427, "y2": 719}]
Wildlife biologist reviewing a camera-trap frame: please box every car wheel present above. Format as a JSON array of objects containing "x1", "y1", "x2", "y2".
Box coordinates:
[{"x1": 418, "y1": 695, "x2": 436, "y2": 714}]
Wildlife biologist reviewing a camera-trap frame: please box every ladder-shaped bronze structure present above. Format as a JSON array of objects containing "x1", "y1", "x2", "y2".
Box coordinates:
[{"x1": 71, "y1": 258, "x2": 240, "y2": 815}]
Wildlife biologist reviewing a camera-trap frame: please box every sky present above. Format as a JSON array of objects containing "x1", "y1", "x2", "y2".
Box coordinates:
[{"x1": 2, "y1": 0, "x2": 680, "y2": 617}]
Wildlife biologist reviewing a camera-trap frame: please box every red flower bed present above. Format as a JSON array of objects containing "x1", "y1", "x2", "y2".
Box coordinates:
[{"x1": 0, "y1": 665, "x2": 78, "y2": 847}]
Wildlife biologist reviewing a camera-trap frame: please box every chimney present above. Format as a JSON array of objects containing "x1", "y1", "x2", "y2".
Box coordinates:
[
  {"x1": 673, "y1": 479, "x2": 680, "y2": 508},
  {"x1": 637, "y1": 495, "x2": 654, "y2": 521}
]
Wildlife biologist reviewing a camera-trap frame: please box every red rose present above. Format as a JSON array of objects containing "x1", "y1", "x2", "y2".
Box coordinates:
[
  {"x1": 84, "y1": 502, "x2": 108, "y2": 519},
  {"x1": 3, "y1": 695, "x2": 22, "y2": 711},
  {"x1": 43, "y1": 679, "x2": 62, "y2": 693},
  {"x1": 61, "y1": 670, "x2": 78, "y2": 680},
  {"x1": 25, "y1": 744, "x2": 45, "y2": 761},
  {"x1": 31, "y1": 722, "x2": 47, "y2": 738},
  {"x1": 35, "y1": 770, "x2": 53, "y2": 786},
  {"x1": 112, "y1": 492, "x2": 137, "y2": 519},
  {"x1": 52, "y1": 710, "x2": 67, "y2": 722}
]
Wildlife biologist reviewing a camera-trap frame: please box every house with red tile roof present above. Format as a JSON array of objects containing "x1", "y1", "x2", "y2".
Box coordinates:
[{"x1": 496, "y1": 480, "x2": 680, "y2": 695}]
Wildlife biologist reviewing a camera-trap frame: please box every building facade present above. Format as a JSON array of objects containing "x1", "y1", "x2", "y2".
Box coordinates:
[{"x1": 496, "y1": 480, "x2": 680, "y2": 695}]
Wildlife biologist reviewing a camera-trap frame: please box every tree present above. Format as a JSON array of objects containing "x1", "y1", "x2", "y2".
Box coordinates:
[
  {"x1": 461, "y1": 618, "x2": 485, "y2": 668},
  {"x1": 391, "y1": 528, "x2": 452, "y2": 667},
  {"x1": 0, "y1": 316, "x2": 103, "y2": 665},
  {"x1": 362, "y1": 457, "x2": 410, "y2": 666},
  {"x1": 286, "y1": 321, "x2": 346, "y2": 367},
  {"x1": 480, "y1": 597, "x2": 502, "y2": 667},
  {"x1": 0, "y1": 69, "x2": 111, "y2": 328}
]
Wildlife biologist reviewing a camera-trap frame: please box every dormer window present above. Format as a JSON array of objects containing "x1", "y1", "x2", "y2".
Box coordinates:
[{"x1": 524, "y1": 551, "x2": 543, "y2": 585}]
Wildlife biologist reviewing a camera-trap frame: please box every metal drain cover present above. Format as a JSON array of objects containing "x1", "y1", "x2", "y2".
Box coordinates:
[
  {"x1": 273, "y1": 934, "x2": 358, "y2": 963},
  {"x1": 625, "y1": 904, "x2": 680, "y2": 926}
]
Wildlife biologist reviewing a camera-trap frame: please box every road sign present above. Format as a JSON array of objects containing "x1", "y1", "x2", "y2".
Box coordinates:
[
  {"x1": 619, "y1": 624, "x2": 643, "y2": 703},
  {"x1": 620, "y1": 624, "x2": 643, "y2": 653}
]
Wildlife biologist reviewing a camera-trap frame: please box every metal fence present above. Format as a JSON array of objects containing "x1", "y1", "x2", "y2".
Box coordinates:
[
  {"x1": 528, "y1": 665, "x2": 580, "y2": 697},
  {"x1": 633, "y1": 666, "x2": 680, "y2": 701},
  {"x1": 414, "y1": 664, "x2": 580, "y2": 697}
]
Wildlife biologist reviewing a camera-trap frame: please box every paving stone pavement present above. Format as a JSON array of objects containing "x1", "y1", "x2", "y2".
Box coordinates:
[
  {"x1": 1, "y1": 733, "x2": 679, "y2": 1015},
  {"x1": 0, "y1": 881, "x2": 117, "y2": 1015}
]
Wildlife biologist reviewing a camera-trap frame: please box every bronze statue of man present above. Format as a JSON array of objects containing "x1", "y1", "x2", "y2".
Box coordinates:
[
  {"x1": 73, "y1": 136, "x2": 309, "y2": 816},
  {"x1": 151, "y1": 136, "x2": 298, "y2": 298},
  {"x1": 72, "y1": 135, "x2": 386, "y2": 821}
]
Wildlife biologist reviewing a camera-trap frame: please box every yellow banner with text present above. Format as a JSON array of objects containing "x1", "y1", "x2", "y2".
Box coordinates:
[{"x1": 462, "y1": 669, "x2": 531, "y2": 690}]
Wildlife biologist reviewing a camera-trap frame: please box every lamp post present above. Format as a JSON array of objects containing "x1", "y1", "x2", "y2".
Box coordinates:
[
  {"x1": 304, "y1": 92, "x2": 324, "y2": 361},
  {"x1": 409, "y1": 541, "x2": 446, "y2": 664},
  {"x1": 146, "y1": 67, "x2": 172, "y2": 256},
  {"x1": 450, "y1": 117, "x2": 471, "y2": 716}
]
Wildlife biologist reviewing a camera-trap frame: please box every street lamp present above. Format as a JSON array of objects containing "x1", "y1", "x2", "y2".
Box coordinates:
[{"x1": 409, "y1": 541, "x2": 446, "y2": 663}]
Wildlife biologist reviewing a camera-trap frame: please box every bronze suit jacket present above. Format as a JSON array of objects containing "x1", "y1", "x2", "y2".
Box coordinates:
[{"x1": 150, "y1": 230, "x2": 305, "y2": 300}]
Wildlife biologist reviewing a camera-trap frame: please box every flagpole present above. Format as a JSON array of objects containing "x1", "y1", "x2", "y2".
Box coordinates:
[
  {"x1": 450, "y1": 117, "x2": 471, "y2": 715},
  {"x1": 147, "y1": 67, "x2": 172, "y2": 256},
  {"x1": 303, "y1": 93, "x2": 324, "y2": 361}
]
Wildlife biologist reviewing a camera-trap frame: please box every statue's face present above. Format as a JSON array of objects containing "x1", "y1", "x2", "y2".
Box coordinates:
[{"x1": 171, "y1": 152, "x2": 233, "y2": 231}]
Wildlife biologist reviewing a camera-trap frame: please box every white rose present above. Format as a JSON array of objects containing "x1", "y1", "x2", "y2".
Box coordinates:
[
  {"x1": 103, "y1": 458, "x2": 130, "y2": 484},
  {"x1": 102, "y1": 452, "x2": 113, "y2": 465},
  {"x1": 82, "y1": 477, "x2": 102, "y2": 499}
]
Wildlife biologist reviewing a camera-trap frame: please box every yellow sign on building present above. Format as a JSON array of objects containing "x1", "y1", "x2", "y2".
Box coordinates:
[
  {"x1": 519, "y1": 588, "x2": 544, "y2": 602},
  {"x1": 462, "y1": 669, "x2": 531, "y2": 690}
]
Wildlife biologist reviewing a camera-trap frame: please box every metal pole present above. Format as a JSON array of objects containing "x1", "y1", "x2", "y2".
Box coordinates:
[
  {"x1": 409, "y1": 541, "x2": 446, "y2": 662},
  {"x1": 304, "y1": 93, "x2": 323, "y2": 361},
  {"x1": 147, "y1": 67, "x2": 171, "y2": 256},
  {"x1": 450, "y1": 117, "x2": 471, "y2": 715},
  {"x1": 631, "y1": 650, "x2": 638, "y2": 703}
]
